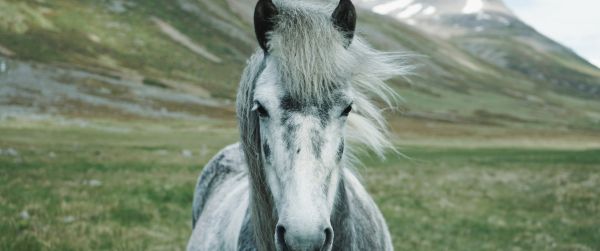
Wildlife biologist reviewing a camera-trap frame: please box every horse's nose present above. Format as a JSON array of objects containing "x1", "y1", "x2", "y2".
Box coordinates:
[{"x1": 275, "y1": 223, "x2": 333, "y2": 251}]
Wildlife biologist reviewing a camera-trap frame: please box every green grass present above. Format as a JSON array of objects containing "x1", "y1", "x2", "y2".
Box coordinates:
[
  {"x1": 0, "y1": 119, "x2": 237, "y2": 251},
  {"x1": 1, "y1": 120, "x2": 599, "y2": 251},
  {"x1": 366, "y1": 148, "x2": 600, "y2": 251},
  {"x1": 2, "y1": 0, "x2": 600, "y2": 250}
]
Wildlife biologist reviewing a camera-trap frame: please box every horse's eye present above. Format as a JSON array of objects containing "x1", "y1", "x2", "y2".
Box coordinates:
[
  {"x1": 256, "y1": 104, "x2": 269, "y2": 118},
  {"x1": 341, "y1": 105, "x2": 352, "y2": 117}
]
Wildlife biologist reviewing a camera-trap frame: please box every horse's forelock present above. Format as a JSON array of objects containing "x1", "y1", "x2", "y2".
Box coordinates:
[
  {"x1": 262, "y1": 2, "x2": 409, "y2": 159},
  {"x1": 268, "y1": 1, "x2": 353, "y2": 102}
]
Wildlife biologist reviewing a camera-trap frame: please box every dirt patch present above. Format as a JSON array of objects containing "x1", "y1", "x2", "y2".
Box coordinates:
[
  {"x1": 0, "y1": 44, "x2": 15, "y2": 56},
  {"x1": 0, "y1": 57, "x2": 229, "y2": 120},
  {"x1": 151, "y1": 17, "x2": 222, "y2": 63},
  {"x1": 473, "y1": 109, "x2": 533, "y2": 123}
]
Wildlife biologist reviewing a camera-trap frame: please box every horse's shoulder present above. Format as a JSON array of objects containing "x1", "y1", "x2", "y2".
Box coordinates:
[
  {"x1": 203, "y1": 143, "x2": 245, "y2": 173},
  {"x1": 192, "y1": 143, "x2": 246, "y2": 227}
]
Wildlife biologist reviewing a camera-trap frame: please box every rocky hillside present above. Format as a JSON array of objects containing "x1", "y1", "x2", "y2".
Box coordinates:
[{"x1": 1, "y1": 0, "x2": 599, "y2": 131}]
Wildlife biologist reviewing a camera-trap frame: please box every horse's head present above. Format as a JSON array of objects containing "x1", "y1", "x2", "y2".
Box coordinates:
[
  {"x1": 252, "y1": 1, "x2": 356, "y2": 250},
  {"x1": 239, "y1": 0, "x2": 402, "y2": 250},
  {"x1": 252, "y1": 80, "x2": 350, "y2": 251}
]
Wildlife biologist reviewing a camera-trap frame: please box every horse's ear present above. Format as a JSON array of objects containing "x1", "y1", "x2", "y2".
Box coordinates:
[
  {"x1": 254, "y1": 0, "x2": 278, "y2": 52},
  {"x1": 332, "y1": 0, "x2": 357, "y2": 47}
]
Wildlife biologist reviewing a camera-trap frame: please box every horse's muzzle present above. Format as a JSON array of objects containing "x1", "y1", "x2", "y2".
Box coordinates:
[{"x1": 275, "y1": 222, "x2": 333, "y2": 251}]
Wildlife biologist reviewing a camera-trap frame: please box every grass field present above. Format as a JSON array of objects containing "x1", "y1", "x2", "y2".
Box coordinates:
[
  {"x1": 1, "y1": 118, "x2": 599, "y2": 251},
  {"x1": 2, "y1": 0, "x2": 600, "y2": 250}
]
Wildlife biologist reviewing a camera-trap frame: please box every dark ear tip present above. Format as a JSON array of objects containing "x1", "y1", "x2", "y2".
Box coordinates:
[
  {"x1": 332, "y1": 0, "x2": 357, "y2": 47},
  {"x1": 254, "y1": 0, "x2": 278, "y2": 52}
]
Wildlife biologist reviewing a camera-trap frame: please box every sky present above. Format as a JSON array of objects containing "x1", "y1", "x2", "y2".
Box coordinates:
[{"x1": 504, "y1": 0, "x2": 600, "y2": 68}]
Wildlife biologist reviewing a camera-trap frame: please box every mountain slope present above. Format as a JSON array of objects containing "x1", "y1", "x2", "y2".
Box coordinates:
[
  {"x1": 356, "y1": 0, "x2": 600, "y2": 99},
  {"x1": 0, "y1": 0, "x2": 599, "y2": 132}
]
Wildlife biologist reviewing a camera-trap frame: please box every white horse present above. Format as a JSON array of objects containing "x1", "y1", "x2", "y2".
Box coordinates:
[{"x1": 187, "y1": 0, "x2": 408, "y2": 250}]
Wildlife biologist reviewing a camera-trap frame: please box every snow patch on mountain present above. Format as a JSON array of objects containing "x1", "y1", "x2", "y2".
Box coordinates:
[
  {"x1": 423, "y1": 6, "x2": 436, "y2": 16},
  {"x1": 372, "y1": 0, "x2": 414, "y2": 15},
  {"x1": 397, "y1": 3, "x2": 423, "y2": 19},
  {"x1": 462, "y1": 0, "x2": 483, "y2": 14}
]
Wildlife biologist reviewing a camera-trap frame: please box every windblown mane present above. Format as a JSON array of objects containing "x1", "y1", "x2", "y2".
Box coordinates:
[{"x1": 236, "y1": 1, "x2": 409, "y2": 250}]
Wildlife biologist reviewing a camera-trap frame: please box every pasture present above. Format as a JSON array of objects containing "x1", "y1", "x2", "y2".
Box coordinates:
[{"x1": 1, "y1": 118, "x2": 599, "y2": 251}]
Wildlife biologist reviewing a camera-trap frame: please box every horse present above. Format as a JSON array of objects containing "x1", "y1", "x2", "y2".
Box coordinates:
[{"x1": 187, "y1": 0, "x2": 408, "y2": 250}]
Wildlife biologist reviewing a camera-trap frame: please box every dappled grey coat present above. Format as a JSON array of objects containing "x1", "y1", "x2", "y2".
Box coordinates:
[{"x1": 187, "y1": 0, "x2": 409, "y2": 250}]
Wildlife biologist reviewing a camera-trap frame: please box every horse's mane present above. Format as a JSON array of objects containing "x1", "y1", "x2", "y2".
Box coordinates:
[{"x1": 236, "y1": 1, "x2": 409, "y2": 250}]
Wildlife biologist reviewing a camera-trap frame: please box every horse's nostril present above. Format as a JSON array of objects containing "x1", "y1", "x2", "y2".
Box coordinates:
[
  {"x1": 323, "y1": 227, "x2": 334, "y2": 248},
  {"x1": 276, "y1": 224, "x2": 286, "y2": 245}
]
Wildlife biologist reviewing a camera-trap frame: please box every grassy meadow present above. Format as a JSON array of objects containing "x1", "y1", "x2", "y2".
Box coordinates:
[
  {"x1": 1, "y1": 118, "x2": 599, "y2": 251},
  {"x1": 2, "y1": 1, "x2": 600, "y2": 250}
]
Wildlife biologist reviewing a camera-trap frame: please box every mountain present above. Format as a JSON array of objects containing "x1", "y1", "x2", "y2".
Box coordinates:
[
  {"x1": 356, "y1": 0, "x2": 600, "y2": 99},
  {"x1": 360, "y1": 0, "x2": 514, "y2": 20},
  {"x1": 1, "y1": 0, "x2": 599, "y2": 133}
]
